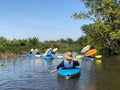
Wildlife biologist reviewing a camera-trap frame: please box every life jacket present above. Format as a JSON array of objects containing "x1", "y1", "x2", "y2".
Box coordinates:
[{"x1": 63, "y1": 59, "x2": 73, "y2": 69}]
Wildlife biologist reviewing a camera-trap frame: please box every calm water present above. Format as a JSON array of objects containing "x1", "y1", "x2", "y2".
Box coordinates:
[{"x1": 0, "y1": 54, "x2": 120, "y2": 90}]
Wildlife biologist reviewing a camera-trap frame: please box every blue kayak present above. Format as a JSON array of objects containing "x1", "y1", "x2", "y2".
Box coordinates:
[
  {"x1": 58, "y1": 66, "x2": 80, "y2": 78},
  {"x1": 26, "y1": 53, "x2": 35, "y2": 57},
  {"x1": 42, "y1": 55, "x2": 54, "y2": 60},
  {"x1": 82, "y1": 56, "x2": 94, "y2": 61},
  {"x1": 26, "y1": 53, "x2": 41, "y2": 58}
]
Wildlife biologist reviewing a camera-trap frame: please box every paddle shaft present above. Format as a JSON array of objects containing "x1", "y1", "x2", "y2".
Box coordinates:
[{"x1": 50, "y1": 69, "x2": 57, "y2": 73}]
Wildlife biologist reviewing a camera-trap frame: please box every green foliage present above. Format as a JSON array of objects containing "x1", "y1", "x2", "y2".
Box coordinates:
[
  {"x1": 0, "y1": 36, "x2": 83, "y2": 55},
  {"x1": 72, "y1": 0, "x2": 120, "y2": 54},
  {"x1": 110, "y1": 30, "x2": 120, "y2": 40}
]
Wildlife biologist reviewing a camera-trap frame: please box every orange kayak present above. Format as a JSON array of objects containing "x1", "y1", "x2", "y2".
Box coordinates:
[{"x1": 85, "y1": 49, "x2": 97, "y2": 56}]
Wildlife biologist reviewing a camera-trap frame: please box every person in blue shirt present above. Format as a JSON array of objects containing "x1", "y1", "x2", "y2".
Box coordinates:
[{"x1": 56, "y1": 51, "x2": 80, "y2": 69}]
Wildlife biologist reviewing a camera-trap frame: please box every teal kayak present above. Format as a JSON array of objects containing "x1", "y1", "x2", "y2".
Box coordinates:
[
  {"x1": 26, "y1": 53, "x2": 35, "y2": 57},
  {"x1": 42, "y1": 55, "x2": 54, "y2": 60},
  {"x1": 26, "y1": 53, "x2": 41, "y2": 58},
  {"x1": 58, "y1": 66, "x2": 80, "y2": 78}
]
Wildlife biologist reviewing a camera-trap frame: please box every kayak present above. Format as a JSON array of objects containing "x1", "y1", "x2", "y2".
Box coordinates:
[
  {"x1": 57, "y1": 56, "x2": 64, "y2": 59},
  {"x1": 58, "y1": 66, "x2": 80, "y2": 78},
  {"x1": 35, "y1": 54, "x2": 42, "y2": 58},
  {"x1": 76, "y1": 55, "x2": 84, "y2": 59},
  {"x1": 85, "y1": 49, "x2": 97, "y2": 56},
  {"x1": 95, "y1": 55, "x2": 102, "y2": 58},
  {"x1": 26, "y1": 53, "x2": 41, "y2": 58},
  {"x1": 26, "y1": 53, "x2": 35, "y2": 57},
  {"x1": 43, "y1": 55, "x2": 54, "y2": 60},
  {"x1": 82, "y1": 56, "x2": 94, "y2": 61}
]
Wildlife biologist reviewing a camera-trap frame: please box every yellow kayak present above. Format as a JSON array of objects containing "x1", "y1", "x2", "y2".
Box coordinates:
[
  {"x1": 95, "y1": 55, "x2": 102, "y2": 58},
  {"x1": 76, "y1": 55, "x2": 83, "y2": 59}
]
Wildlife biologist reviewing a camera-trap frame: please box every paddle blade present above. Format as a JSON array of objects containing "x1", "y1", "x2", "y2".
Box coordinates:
[
  {"x1": 53, "y1": 48, "x2": 58, "y2": 52},
  {"x1": 81, "y1": 45, "x2": 91, "y2": 53},
  {"x1": 85, "y1": 49, "x2": 97, "y2": 56}
]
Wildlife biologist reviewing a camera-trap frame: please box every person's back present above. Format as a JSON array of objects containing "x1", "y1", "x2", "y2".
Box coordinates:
[{"x1": 36, "y1": 51, "x2": 40, "y2": 55}]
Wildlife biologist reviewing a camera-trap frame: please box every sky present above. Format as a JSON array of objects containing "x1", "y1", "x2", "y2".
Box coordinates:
[{"x1": 0, "y1": 0, "x2": 92, "y2": 42}]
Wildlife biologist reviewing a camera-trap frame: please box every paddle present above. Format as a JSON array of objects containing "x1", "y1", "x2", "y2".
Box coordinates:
[
  {"x1": 84, "y1": 49, "x2": 97, "y2": 56},
  {"x1": 50, "y1": 69, "x2": 57, "y2": 73},
  {"x1": 38, "y1": 72, "x2": 50, "y2": 74},
  {"x1": 52, "y1": 48, "x2": 58, "y2": 52},
  {"x1": 38, "y1": 69, "x2": 57, "y2": 74},
  {"x1": 81, "y1": 45, "x2": 91, "y2": 53}
]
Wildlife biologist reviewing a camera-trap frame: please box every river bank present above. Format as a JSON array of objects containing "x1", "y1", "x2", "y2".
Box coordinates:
[{"x1": 0, "y1": 53, "x2": 18, "y2": 59}]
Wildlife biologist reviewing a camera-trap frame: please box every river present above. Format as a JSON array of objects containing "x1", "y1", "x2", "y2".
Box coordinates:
[{"x1": 0, "y1": 54, "x2": 120, "y2": 90}]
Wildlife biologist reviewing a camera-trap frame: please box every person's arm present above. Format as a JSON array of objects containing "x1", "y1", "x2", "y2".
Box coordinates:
[
  {"x1": 50, "y1": 60, "x2": 64, "y2": 73},
  {"x1": 57, "y1": 60, "x2": 64, "y2": 69}
]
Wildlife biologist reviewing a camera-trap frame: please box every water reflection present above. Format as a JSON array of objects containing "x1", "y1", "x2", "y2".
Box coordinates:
[
  {"x1": 0, "y1": 55, "x2": 120, "y2": 90},
  {"x1": 57, "y1": 77, "x2": 80, "y2": 90}
]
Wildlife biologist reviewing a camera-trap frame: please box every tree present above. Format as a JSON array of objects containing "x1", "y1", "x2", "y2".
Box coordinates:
[
  {"x1": 72, "y1": 0, "x2": 120, "y2": 54},
  {"x1": 66, "y1": 38, "x2": 73, "y2": 44}
]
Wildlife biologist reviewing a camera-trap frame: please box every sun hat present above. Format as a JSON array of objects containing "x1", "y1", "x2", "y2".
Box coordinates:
[{"x1": 64, "y1": 51, "x2": 74, "y2": 60}]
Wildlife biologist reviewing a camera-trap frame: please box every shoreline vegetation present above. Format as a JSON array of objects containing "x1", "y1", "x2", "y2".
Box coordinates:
[{"x1": 0, "y1": 35, "x2": 120, "y2": 59}]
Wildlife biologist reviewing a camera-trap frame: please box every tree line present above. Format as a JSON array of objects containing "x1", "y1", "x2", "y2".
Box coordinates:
[{"x1": 0, "y1": 36, "x2": 84, "y2": 54}]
